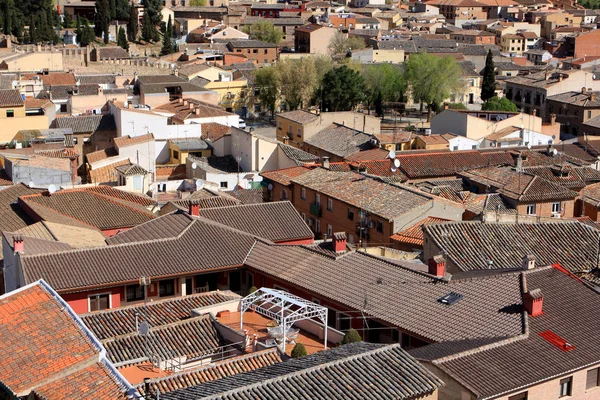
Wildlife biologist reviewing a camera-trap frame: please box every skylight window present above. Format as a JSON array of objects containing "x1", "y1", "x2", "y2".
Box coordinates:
[{"x1": 438, "y1": 292, "x2": 463, "y2": 306}]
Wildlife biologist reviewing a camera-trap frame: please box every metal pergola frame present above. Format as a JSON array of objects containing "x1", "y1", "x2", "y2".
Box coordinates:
[{"x1": 240, "y1": 288, "x2": 328, "y2": 353}]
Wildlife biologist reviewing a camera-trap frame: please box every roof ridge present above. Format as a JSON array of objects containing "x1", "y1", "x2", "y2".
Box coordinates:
[
  {"x1": 86, "y1": 190, "x2": 156, "y2": 217},
  {"x1": 198, "y1": 344, "x2": 405, "y2": 399},
  {"x1": 138, "y1": 348, "x2": 280, "y2": 387}
]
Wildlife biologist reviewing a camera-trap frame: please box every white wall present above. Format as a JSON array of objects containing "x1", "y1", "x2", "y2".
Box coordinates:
[
  {"x1": 231, "y1": 128, "x2": 279, "y2": 172},
  {"x1": 118, "y1": 141, "x2": 157, "y2": 174},
  {"x1": 448, "y1": 136, "x2": 480, "y2": 151}
]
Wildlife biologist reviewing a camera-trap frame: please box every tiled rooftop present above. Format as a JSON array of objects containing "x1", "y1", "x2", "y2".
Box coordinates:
[
  {"x1": 161, "y1": 342, "x2": 443, "y2": 400},
  {"x1": 304, "y1": 123, "x2": 376, "y2": 158},
  {"x1": 424, "y1": 220, "x2": 599, "y2": 274},
  {"x1": 291, "y1": 168, "x2": 432, "y2": 220}
]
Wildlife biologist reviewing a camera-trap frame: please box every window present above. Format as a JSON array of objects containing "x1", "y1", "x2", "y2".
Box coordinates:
[
  {"x1": 327, "y1": 224, "x2": 332, "y2": 237},
  {"x1": 159, "y1": 279, "x2": 175, "y2": 297},
  {"x1": 395, "y1": 143, "x2": 402, "y2": 151},
  {"x1": 526, "y1": 204, "x2": 536, "y2": 215},
  {"x1": 301, "y1": 187, "x2": 306, "y2": 200},
  {"x1": 315, "y1": 193, "x2": 320, "y2": 206},
  {"x1": 348, "y1": 208, "x2": 355, "y2": 221},
  {"x1": 472, "y1": 145, "x2": 478, "y2": 149},
  {"x1": 301, "y1": 212, "x2": 306, "y2": 220},
  {"x1": 376, "y1": 220, "x2": 383, "y2": 233},
  {"x1": 587, "y1": 367, "x2": 600, "y2": 390},
  {"x1": 282, "y1": 189, "x2": 288, "y2": 200},
  {"x1": 172, "y1": 150, "x2": 179, "y2": 160},
  {"x1": 126, "y1": 285, "x2": 145, "y2": 302},
  {"x1": 508, "y1": 392, "x2": 528, "y2": 400},
  {"x1": 453, "y1": 146, "x2": 459, "y2": 151},
  {"x1": 297, "y1": 127, "x2": 301, "y2": 138},
  {"x1": 560, "y1": 377, "x2": 572, "y2": 397},
  {"x1": 133, "y1": 175, "x2": 143, "y2": 191},
  {"x1": 589, "y1": 110, "x2": 593, "y2": 119},
  {"x1": 60, "y1": 104, "x2": 68, "y2": 113},
  {"x1": 552, "y1": 202, "x2": 561, "y2": 213},
  {"x1": 6, "y1": 110, "x2": 14, "y2": 118},
  {"x1": 264, "y1": 49, "x2": 268, "y2": 54},
  {"x1": 253, "y1": 49, "x2": 258, "y2": 53},
  {"x1": 315, "y1": 219, "x2": 320, "y2": 233},
  {"x1": 89, "y1": 293, "x2": 110, "y2": 312},
  {"x1": 327, "y1": 198, "x2": 333, "y2": 211},
  {"x1": 220, "y1": 181, "x2": 228, "y2": 188}
]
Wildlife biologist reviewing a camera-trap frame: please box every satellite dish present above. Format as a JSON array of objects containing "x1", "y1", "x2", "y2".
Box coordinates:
[
  {"x1": 139, "y1": 321, "x2": 149, "y2": 336},
  {"x1": 196, "y1": 179, "x2": 204, "y2": 190},
  {"x1": 28, "y1": 181, "x2": 35, "y2": 188},
  {"x1": 527, "y1": 143, "x2": 532, "y2": 149},
  {"x1": 48, "y1": 184, "x2": 57, "y2": 194},
  {"x1": 388, "y1": 150, "x2": 396, "y2": 159},
  {"x1": 552, "y1": 149, "x2": 558, "y2": 156},
  {"x1": 393, "y1": 159, "x2": 401, "y2": 168},
  {"x1": 192, "y1": 162, "x2": 198, "y2": 170},
  {"x1": 267, "y1": 183, "x2": 273, "y2": 191}
]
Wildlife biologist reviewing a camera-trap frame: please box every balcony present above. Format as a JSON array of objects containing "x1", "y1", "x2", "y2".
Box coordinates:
[{"x1": 310, "y1": 202, "x2": 322, "y2": 217}]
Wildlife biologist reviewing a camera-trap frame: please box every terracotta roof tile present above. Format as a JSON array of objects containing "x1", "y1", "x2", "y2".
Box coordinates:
[
  {"x1": 424, "y1": 220, "x2": 599, "y2": 274},
  {"x1": 103, "y1": 314, "x2": 225, "y2": 365},
  {"x1": 86, "y1": 147, "x2": 118, "y2": 164},
  {"x1": 0, "y1": 89, "x2": 23, "y2": 107},
  {"x1": 114, "y1": 133, "x2": 155, "y2": 148},
  {"x1": 89, "y1": 158, "x2": 131, "y2": 183},
  {"x1": 260, "y1": 165, "x2": 316, "y2": 186},
  {"x1": 137, "y1": 349, "x2": 282, "y2": 396},
  {"x1": 199, "y1": 201, "x2": 313, "y2": 242},
  {"x1": 81, "y1": 291, "x2": 240, "y2": 340},
  {"x1": 390, "y1": 216, "x2": 450, "y2": 247},
  {"x1": 161, "y1": 343, "x2": 442, "y2": 400}
]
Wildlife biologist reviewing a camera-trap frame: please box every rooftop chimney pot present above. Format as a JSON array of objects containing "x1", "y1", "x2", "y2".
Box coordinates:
[
  {"x1": 524, "y1": 288, "x2": 543, "y2": 316},
  {"x1": 428, "y1": 254, "x2": 446, "y2": 277},
  {"x1": 189, "y1": 201, "x2": 200, "y2": 216},
  {"x1": 322, "y1": 156, "x2": 330, "y2": 170},
  {"x1": 333, "y1": 232, "x2": 346, "y2": 253},
  {"x1": 13, "y1": 236, "x2": 24, "y2": 253},
  {"x1": 522, "y1": 254, "x2": 536, "y2": 270}
]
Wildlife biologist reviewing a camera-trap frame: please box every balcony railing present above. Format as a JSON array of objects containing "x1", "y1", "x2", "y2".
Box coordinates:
[{"x1": 310, "y1": 202, "x2": 322, "y2": 217}]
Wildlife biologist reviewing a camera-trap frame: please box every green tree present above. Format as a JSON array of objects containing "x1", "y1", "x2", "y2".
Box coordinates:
[
  {"x1": 94, "y1": 0, "x2": 109, "y2": 39},
  {"x1": 254, "y1": 66, "x2": 279, "y2": 117},
  {"x1": 405, "y1": 52, "x2": 462, "y2": 121},
  {"x1": 115, "y1": 0, "x2": 130, "y2": 20},
  {"x1": 117, "y1": 26, "x2": 128, "y2": 51},
  {"x1": 291, "y1": 343, "x2": 307, "y2": 358},
  {"x1": 328, "y1": 31, "x2": 365, "y2": 55},
  {"x1": 141, "y1": 11, "x2": 156, "y2": 42},
  {"x1": 342, "y1": 328, "x2": 362, "y2": 344},
  {"x1": 143, "y1": 0, "x2": 162, "y2": 26},
  {"x1": 127, "y1": 4, "x2": 138, "y2": 41},
  {"x1": 161, "y1": 14, "x2": 174, "y2": 55},
  {"x1": 244, "y1": 21, "x2": 283, "y2": 45},
  {"x1": 109, "y1": 0, "x2": 116, "y2": 21},
  {"x1": 77, "y1": 17, "x2": 95, "y2": 46},
  {"x1": 276, "y1": 57, "x2": 318, "y2": 110},
  {"x1": 447, "y1": 102, "x2": 468, "y2": 110},
  {"x1": 189, "y1": 0, "x2": 207, "y2": 5},
  {"x1": 29, "y1": 15, "x2": 37, "y2": 43},
  {"x1": 481, "y1": 49, "x2": 496, "y2": 102},
  {"x1": 362, "y1": 63, "x2": 405, "y2": 114},
  {"x1": 321, "y1": 65, "x2": 366, "y2": 112},
  {"x1": 481, "y1": 96, "x2": 519, "y2": 112}
]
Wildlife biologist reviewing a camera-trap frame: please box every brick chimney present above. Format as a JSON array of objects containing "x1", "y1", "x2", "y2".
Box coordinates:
[
  {"x1": 189, "y1": 201, "x2": 200, "y2": 216},
  {"x1": 13, "y1": 236, "x2": 24, "y2": 253},
  {"x1": 522, "y1": 254, "x2": 535, "y2": 270},
  {"x1": 428, "y1": 255, "x2": 446, "y2": 277},
  {"x1": 524, "y1": 288, "x2": 543, "y2": 316},
  {"x1": 333, "y1": 232, "x2": 346, "y2": 253},
  {"x1": 322, "y1": 156, "x2": 330, "y2": 170}
]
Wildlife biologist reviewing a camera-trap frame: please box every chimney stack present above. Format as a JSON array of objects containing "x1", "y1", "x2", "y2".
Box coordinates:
[
  {"x1": 178, "y1": 98, "x2": 183, "y2": 104},
  {"x1": 582, "y1": 87, "x2": 587, "y2": 94},
  {"x1": 189, "y1": 201, "x2": 200, "y2": 216},
  {"x1": 195, "y1": 107, "x2": 201, "y2": 116},
  {"x1": 591, "y1": 92, "x2": 596, "y2": 102},
  {"x1": 550, "y1": 113, "x2": 557, "y2": 125},
  {"x1": 184, "y1": 100, "x2": 189, "y2": 107},
  {"x1": 143, "y1": 378, "x2": 151, "y2": 399},
  {"x1": 522, "y1": 254, "x2": 535, "y2": 270},
  {"x1": 322, "y1": 156, "x2": 330, "y2": 170},
  {"x1": 524, "y1": 288, "x2": 543, "y2": 316},
  {"x1": 333, "y1": 232, "x2": 346, "y2": 253},
  {"x1": 13, "y1": 236, "x2": 24, "y2": 253},
  {"x1": 428, "y1": 255, "x2": 446, "y2": 277},
  {"x1": 189, "y1": 102, "x2": 194, "y2": 110}
]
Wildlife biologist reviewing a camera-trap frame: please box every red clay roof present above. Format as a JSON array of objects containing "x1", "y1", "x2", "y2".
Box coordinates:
[
  {"x1": 260, "y1": 165, "x2": 317, "y2": 186},
  {"x1": 0, "y1": 282, "x2": 99, "y2": 395},
  {"x1": 390, "y1": 216, "x2": 450, "y2": 247}
]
